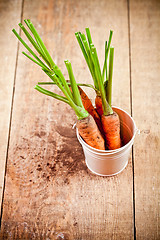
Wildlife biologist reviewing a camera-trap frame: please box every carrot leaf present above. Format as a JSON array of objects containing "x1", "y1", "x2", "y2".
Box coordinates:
[
  {"x1": 106, "y1": 47, "x2": 114, "y2": 106},
  {"x1": 13, "y1": 20, "x2": 89, "y2": 120},
  {"x1": 102, "y1": 30, "x2": 113, "y2": 82},
  {"x1": 35, "y1": 85, "x2": 70, "y2": 105},
  {"x1": 65, "y1": 60, "x2": 83, "y2": 108}
]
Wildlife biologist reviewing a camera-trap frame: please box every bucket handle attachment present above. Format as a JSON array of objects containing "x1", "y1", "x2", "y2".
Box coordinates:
[{"x1": 136, "y1": 128, "x2": 140, "y2": 135}]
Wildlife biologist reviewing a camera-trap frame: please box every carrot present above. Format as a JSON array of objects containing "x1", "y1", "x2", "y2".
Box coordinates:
[
  {"x1": 101, "y1": 112, "x2": 121, "y2": 150},
  {"x1": 78, "y1": 86, "x2": 94, "y2": 114},
  {"x1": 77, "y1": 115, "x2": 105, "y2": 150},
  {"x1": 95, "y1": 95, "x2": 103, "y2": 116},
  {"x1": 78, "y1": 86, "x2": 104, "y2": 135}
]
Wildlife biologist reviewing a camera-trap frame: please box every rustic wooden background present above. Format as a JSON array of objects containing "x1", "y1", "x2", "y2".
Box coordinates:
[{"x1": 0, "y1": 0, "x2": 159, "y2": 239}]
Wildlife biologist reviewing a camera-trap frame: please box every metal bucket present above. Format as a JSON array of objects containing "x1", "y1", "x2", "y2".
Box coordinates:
[{"x1": 76, "y1": 107, "x2": 138, "y2": 176}]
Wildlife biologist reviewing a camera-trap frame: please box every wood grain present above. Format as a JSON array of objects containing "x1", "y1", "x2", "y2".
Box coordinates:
[
  {"x1": 0, "y1": 0, "x2": 22, "y2": 217},
  {"x1": 1, "y1": 0, "x2": 133, "y2": 239},
  {"x1": 130, "y1": 0, "x2": 160, "y2": 239}
]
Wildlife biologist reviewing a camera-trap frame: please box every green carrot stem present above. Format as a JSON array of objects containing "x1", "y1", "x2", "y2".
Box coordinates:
[
  {"x1": 24, "y1": 20, "x2": 51, "y2": 66},
  {"x1": 38, "y1": 81, "x2": 56, "y2": 85},
  {"x1": 102, "y1": 30, "x2": 113, "y2": 82},
  {"x1": 53, "y1": 65, "x2": 73, "y2": 99},
  {"x1": 44, "y1": 70, "x2": 88, "y2": 120},
  {"x1": 40, "y1": 69, "x2": 71, "y2": 102},
  {"x1": 13, "y1": 20, "x2": 89, "y2": 120},
  {"x1": 19, "y1": 23, "x2": 40, "y2": 51},
  {"x1": 22, "y1": 52, "x2": 49, "y2": 71},
  {"x1": 80, "y1": 34, "x2": 91, "y2": 58},
  {"x1": 12, "y1": 29, "x2": 49, "y2": 69},
  {"x1": 102, "y1": 41, "x2": 108, "y2": 82},
  {"x1": 75, "y1": 32, "x2": 88, "y2": 65},
  {"x1": 107, "y1": 47, "x2": 114, "y2": 106},
  {"x1": 76, "y1": 29, "x2": 99, "y2": 90},
  {"x1": 24, "y1": 19, "x2": 55, "y2": 69},
  {"x1": 108, "y1": 30, "x2": 113, "y2": 49},
  {"x1": 35, "y1": 85, "x2": 89, "y2": 121},
  {"x1": 19, "y1": 23, "x2": 51, "y2": 68},
  {"x1": 90, "y1": 44, "x2": 101, "y2": 80},
  {"x1": 75, "y1": 32, "x2": 98, "y2": 89},
  {"x1": 41, "y1": 69, "x2": 56, "y2": 82},
  {"x1": 79, "y1": 33, "x2": 98, "y2": 89},
  {"x1": 35, "y1": 85, "x2": 70, "y2": 104},
  {"x1": 104, "y1": 80, "x2": 108, "y2": 97},
  {"x1": 85, "y1": 27, "x2": 93, "y2": 46},
  {"x1": 76, "y1": 83, "x2": 98, "y2": 91},
  {"x1": 92, "y1": 51, "x2": 113, "y2": 115},
  {"x1": 37, "y1": 81, "x2": 97, "y2": 91},
  {"x1": 73, "y1": 106, "x2": 89, "y2": 120},
  {"x1": 41, "y1": 68, "x2": 69, "y2": 92},
  {"x1": 64, "y1": 60, "x2": 83, "y2": 108},
  {"x1": 44, "y1": 72, "x2": 74, "y2": 106}
]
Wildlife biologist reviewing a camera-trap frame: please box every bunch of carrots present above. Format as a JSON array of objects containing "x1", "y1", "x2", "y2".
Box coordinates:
[{"x1": 12, "y1": 20, "x2": 121, "y2": 150}]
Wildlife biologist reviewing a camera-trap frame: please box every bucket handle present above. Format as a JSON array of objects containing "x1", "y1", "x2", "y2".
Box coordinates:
[{"x1": 72, "y1": 122, "x2": 77, "y2": 129}]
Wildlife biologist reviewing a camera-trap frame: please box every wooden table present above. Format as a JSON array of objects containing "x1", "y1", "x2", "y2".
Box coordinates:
[{"x1": 0, "y1": 0, "x2": 159, "y2": 239}]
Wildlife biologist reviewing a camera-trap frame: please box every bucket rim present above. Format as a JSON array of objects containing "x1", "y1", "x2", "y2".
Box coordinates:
[{"x1": 76, "y1": 106, "x2": 138, "y2": 154}]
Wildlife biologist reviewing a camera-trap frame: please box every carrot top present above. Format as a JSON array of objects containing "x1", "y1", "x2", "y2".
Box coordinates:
[
  {"x1": 12, "y1": 19, "x2": 89, "y2": 120},
  {"x1": 75, "y1": 28, "x2": 114, "y2": 116}
]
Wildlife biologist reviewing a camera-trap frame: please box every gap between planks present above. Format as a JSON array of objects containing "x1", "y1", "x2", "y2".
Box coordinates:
[
  {"x1": 127, "y1": 0, "x2": 136, "y2": 239},
  {"x1": 0, "y1": 0, "x2": 25, "y2": 229}
]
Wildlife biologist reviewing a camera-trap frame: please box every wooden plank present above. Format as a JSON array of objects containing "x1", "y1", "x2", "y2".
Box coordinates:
[
  {"x1": 130, "y1": 0, "x2": 160, "y2": 239},
  {"x1": 1, "y1": 0, "x2": 133, "y2": 239},
  {"x1": 0, "y1": 0, "x2": 22, "y2": 217}
]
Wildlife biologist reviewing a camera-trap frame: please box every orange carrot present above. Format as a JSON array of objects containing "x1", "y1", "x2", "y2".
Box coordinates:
[
  {"x1": 78, "y1": 86, "x2": 104, "y2": 136},
  {"x1": 77, "y1": 115, "x2": 105, "y2": 150},
  {"x1": 101, "y1": 112, "x2": 121, "y2": 150},
  {"x1": 95, "y1": 95, "x2": 103, "y2": 116},
  {"x1": 78, "y1": 86, "x2": 96, "y2": 114}
]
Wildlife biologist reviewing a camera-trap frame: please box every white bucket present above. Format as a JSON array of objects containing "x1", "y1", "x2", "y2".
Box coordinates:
[{"x1": 76, "y1": 107, "x2": 138, "y2": 176}]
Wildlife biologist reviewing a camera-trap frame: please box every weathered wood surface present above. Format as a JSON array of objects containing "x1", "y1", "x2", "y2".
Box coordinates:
[
  {"x1": 1, "y1": 0, "x2": 159, "y2": 239},
  {"x1": 0, "y1": 0, "x2": 23, "y2": 217},
  {"x1": 0, "y1": 0, "x2": 133, "y2": 239},
  {"x1": 130, "y1": 0, "x2": 160, "y2": 239}
]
